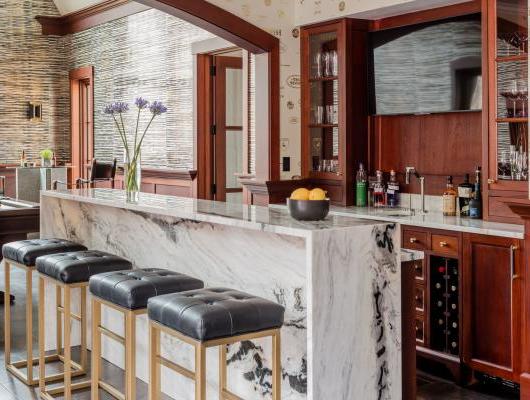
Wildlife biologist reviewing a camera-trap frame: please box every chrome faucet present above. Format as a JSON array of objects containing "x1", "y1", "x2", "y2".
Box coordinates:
[{"x1": 405, "y1": 167, "x2": 427, "y2": 214}]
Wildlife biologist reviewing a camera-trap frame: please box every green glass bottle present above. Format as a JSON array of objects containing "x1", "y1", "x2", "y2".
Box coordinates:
[{"x1": 356, "y1": 163, "x2": 367, "y2": 207}]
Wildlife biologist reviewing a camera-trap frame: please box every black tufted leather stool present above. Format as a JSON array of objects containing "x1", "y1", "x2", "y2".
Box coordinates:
[
  {"x1": 88, "y1": 268, "x2": 204, "y2": 400},
  {"x1": 147, "y1": 287, "x2": 285, "y2": 400},
  {"x1": 36, "y1": 250, "x2": 132, "y2": 400},
  {"x1": 1, "y1": 239, "x2": 87, "y2": 386}
]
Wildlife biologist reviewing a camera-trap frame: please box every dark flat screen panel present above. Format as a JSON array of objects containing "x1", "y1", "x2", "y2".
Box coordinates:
[{"x1": 370, "y1": 14, "x2": 482, "y2": 115}]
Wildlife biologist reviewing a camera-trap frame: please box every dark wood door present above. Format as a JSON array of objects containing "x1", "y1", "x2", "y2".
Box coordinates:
[
  {"x1": 213, "y1": 56, "x2": 243, "y2": 203},
  {"x1": 462, "y1": 233, "x2": 522, "y2": 381}
]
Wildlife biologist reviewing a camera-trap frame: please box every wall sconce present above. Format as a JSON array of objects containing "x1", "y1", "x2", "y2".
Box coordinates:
[{"x1": 28, "y1": 102, "x2": 42, "y2": 122}]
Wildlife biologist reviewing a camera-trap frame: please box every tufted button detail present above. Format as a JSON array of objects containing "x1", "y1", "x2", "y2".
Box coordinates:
[
  {"x1": 147, "y1": 287, "x2": 285, "y2": 341},
  {"x1": 89, "y1": 268, "x2": 204, "y2": 310}
]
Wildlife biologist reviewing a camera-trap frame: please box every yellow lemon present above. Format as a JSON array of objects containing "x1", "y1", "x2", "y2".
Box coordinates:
[
  {"x1": 309, "y1": 188, "x2": 327, "y2": 201},
  {"x1": 290, "y1": 188, "x2": 310, "y2": 200}
]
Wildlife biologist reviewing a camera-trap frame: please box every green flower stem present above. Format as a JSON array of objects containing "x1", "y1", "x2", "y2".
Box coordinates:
[{"x1": 132, "y1": 114, "x2": 156, "y2": 164}]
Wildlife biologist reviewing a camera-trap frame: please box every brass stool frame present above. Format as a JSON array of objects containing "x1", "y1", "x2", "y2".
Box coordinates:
[
  {"x1": 3, "y1": 259, "x2": 86, "y2": 386},
  {"x1": 148, "y1": 321, "x2": 281, "y2": 400},
  {"x1": 91, "y1": 296, "x2": 146, "y2": 400},
  {"x1": 38, "y1": 274, "x2": 91, "y2": 400}
]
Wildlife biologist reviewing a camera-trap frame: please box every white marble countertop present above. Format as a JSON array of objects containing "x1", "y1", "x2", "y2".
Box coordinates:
[
  {"x1": 326, "y1": 205, "x2": 524, "y2": 239},
  {"x1": 401, "y1": 248, "x2": 424, "y2": 262},
  {"x1": 42, "y1": 189, "x2": 385, "y2": 238}
]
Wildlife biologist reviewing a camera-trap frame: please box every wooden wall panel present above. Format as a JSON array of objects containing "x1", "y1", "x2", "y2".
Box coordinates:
[{"x1": 370, "y1": 111, "x2": 482, "y2": 195}]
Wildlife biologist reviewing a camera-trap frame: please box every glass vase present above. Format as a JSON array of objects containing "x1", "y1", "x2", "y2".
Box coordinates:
[{"x1": 124, "y1": 150, "x2": 141, "y2": 200}]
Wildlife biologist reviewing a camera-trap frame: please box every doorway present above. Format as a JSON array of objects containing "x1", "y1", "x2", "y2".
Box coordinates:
[
  {"x1": 198, "y1": 51, "x2": 247, "y2": 203},
  {"x1": 69, "y1": 66, "x2": 94, "y2": 186}
]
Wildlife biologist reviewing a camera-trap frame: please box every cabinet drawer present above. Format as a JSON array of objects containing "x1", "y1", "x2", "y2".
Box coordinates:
[
  {"x1": 432, "y1": 234, "x2": 459, "y2": 256},
  {"x1": 414, "y1": 286, "x2": 425, "y2": 311},
  {"x1": 415, "y1": 315, "x2": 425, "y2": 344},
  {"x1": 413, "y1": 260, "x2": 424, "y2": 281},
  {"x1": 403, "y1": 230, "x2": 428, "y2": 251}
]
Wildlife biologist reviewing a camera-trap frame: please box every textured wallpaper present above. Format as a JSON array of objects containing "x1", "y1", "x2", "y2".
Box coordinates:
[
  {"x1": 66, "y1": 9, "x2": 215, "y2": 169},
  {"x1": 0, "y1": 0, "x2": 70, "y2": 164}
]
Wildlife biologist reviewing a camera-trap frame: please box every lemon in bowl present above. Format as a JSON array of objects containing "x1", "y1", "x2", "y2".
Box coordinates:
[{"x1": 288, "y1": 188, "x2": 330, "y2": 221}]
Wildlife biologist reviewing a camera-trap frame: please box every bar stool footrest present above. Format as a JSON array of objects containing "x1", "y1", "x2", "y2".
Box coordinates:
[
  {"x1": 40, "y1": 379, "x2": 91, "y2": 399},
  {"x1": 6, "y1": 353, "x2": 86, "y2": 386}
]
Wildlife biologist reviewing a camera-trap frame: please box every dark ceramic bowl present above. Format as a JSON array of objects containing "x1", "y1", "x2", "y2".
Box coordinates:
[{"x1": 287, "y1": 198, "x2": 330, "y2": 221}]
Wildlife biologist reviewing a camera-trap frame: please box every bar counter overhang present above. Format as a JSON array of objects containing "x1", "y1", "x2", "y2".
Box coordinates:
[{"x1": 39, "y1": 188, "x2": 401, "y2": 400}]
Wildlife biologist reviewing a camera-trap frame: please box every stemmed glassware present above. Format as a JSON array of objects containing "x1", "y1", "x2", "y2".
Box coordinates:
[{"x1": 312, "y1": 49, "x2": 338, "y2": 78}]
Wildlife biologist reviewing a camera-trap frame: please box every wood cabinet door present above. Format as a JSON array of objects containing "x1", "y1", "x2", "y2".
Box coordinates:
[{"x1": 462, "y1": 233, "x2": 522, "y2": 381}]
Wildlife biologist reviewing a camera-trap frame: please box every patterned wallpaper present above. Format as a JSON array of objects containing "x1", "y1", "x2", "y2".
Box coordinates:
[
  {"x1": 0, "y1": 0, "x2": 70, "y2": 164},
  {"x1": 66, "y1": 9, "x2": 215, "y2": 169},
  {"x1": 206, "y1": 0, "x2": 302, "y2": 179}
]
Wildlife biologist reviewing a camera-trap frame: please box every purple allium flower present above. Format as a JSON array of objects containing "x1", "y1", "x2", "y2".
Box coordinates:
[
  {"x1": 149, "y1": 101, "x2": 167, "y2": 116},
  {"x1": 134, "y1": 97, "x2": 149, "y2": 109},
  {"x1": 113, "y1": 101, "x2": 129, "y2": 113},
  {"x1": 103, "y1": 104, "x2": 115, "y2": 115}
]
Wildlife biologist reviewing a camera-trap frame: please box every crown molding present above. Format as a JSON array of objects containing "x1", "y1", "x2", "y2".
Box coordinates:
[{"x1": 36, "y1": 0, "x2": 150, "y2": 35}]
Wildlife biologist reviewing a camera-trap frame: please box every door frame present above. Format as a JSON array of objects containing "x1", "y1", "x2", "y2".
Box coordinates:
[{"x1": 69, "y1": 66, "x2": 94, "y2": 186}]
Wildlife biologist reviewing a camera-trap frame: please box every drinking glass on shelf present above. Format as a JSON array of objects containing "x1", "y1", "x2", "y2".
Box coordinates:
[
  {"x1": 330, "y1": 50, "x2": 338, "y2": 76},
  {"x1": 311, "y1": 105, "x2": 324, "y2": 124},
  {"x1": 519, "y1": 32, "x2": 529, "y2": 54},
  {"x1": 325, "y1": 105, "x2": 334, "y2": 124},
  {"x1": 516, "y1": 79, "x2": 528, "y2": 117},
  {"x1": 313, "y1": 52, "x2": 323, "y2": 78},
  {"x1": 498, "y1": 150, "x2": 511, "y2": 179},
  {"x1": 323, "y1": 52, "x2": 332, "y2": 77}
]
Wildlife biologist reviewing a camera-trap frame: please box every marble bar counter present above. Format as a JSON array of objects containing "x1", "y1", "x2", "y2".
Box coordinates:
[{"x1": 40, "y1": 189, "x2": 402, "y2": 400}]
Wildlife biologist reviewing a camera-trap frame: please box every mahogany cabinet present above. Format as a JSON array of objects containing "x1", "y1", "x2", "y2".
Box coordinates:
[
  {"x1": 462, "y1": 233, "x2": 523, "y2": 382},
  {"x1": 300, "y1": 19, "x2": 369, "y2": 205},
  {"x1": 483, "y1": 0, "x2": 529, "y2": 222}
]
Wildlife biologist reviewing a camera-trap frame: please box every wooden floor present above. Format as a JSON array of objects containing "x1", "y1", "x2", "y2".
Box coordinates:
[{"x1": 0, "y1": 266, "x2": 520, "y2": 399}]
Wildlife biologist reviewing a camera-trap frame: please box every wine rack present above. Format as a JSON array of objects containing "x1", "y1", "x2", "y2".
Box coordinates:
[{"x1": 429, "y1": 256, "x2": 459, "y2": 356}]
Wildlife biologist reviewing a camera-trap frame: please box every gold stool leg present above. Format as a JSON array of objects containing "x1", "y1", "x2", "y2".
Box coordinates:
[
  {"x1": 149, "y1": 322, "x2": 161, "y2": 400},
  {"x1": 4, "y1": 261, "x2": 11, "y2": 367},
  {"x1": 25, "y1": 268, "x2": 33, "y2": 384},
  {"x1": 195, "y1": 343, "x2": 206, "y2": 400},
  {"x1": 56, "y1": 286, "x2": 62, "y2": 357},
  {"x1": 272, "y1": 330, "x2": 281, "y2": 400},
  {"x1": 63, "y1": 285, "x2": 72, "y2": 400},
  {"x1": 219, "y1": 344, "x2": 227, "y2": 399},
  {"x1": 80, "y1": 286, "x2": 87, "y2": 371},
  {"x1": 125, "y1": 311, "x2": 136, "y2": 400},
  {"x1": 38, "y1": 276, "x2": 46, "y2": 394},
  {"x1": 91, "y1": 298, "x2": 101, "y2": 400}
]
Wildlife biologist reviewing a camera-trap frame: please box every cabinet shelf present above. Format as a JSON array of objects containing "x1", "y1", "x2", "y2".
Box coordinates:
[
  {"x1": 495, "y1": 54, "x2": 528, "y2": 63},
  {"x1": 309, "y1": 76, "x2": 339, "y2": 82},
  {"x1": 495, "y1": 117, "x2": 529, "y2": 123},
  {"x1": 308, "y1": 123, "x2": 339, "y2": 128}
]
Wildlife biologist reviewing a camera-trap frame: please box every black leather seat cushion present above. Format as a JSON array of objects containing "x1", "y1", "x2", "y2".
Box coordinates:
[
  {"x1": 2, "y1": 239, "x2": 87, "y2": 266},
  {"x1": 147, "y1": 287, "x2": 285, "y2": 341},
  {"x1": 36, "y1": 250, "x2": 132, "y2": 284},
  {"x1": 89, "y1": 268, "x2": 204, "y2": 310}
]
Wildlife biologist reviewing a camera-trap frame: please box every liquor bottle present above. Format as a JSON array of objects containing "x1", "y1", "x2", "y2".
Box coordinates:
[
  {"x1": 373, "y1": 170, "x2": 385, "y2": 207},
  {"x1": 386, "y1": 169, "x2": 400, "y2": 208},
  {"x1": 442, "y1": 176, "x2": 457, "y2": 216},
  {"x1": 355, "y1": 163, "x2": 367, "y2": 207},
  {"x1": 458, "y1": 174, "x2": 473, "y2": 217},
  {"x1": 469, "y1": 166, "x2": 482, "y2": 219},
  {"x1": 20, "y1": 150, "x2": 26, "y2": 167}
]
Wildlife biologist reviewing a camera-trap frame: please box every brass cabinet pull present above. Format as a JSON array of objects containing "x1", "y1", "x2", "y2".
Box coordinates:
[
  {"x1": 439, "y1": 241, "x2": 448, "y2": 247},
  {"x1": 409, "y1": 237, "x2": 417, "y2": 243},
  {"x1": 487, "y1": 178, "x2": 496, "y2": 184}
]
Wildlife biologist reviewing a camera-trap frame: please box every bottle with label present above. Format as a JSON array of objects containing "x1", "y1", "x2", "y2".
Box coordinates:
[
  {"x1": 469, "y1": 166, "x2": 482, "y2": 219},
  {"x1": 355, "y1": 163, "x2": 367, "y2": 207},
  {"x1": 442, "y1": 176, "x2": 457, "y2": 216},
  {"x1": 458, "y1": 174, "x2": 473, "y2": 217},
  {"x1": 373, "y1": 170, "x2": 386, "y2": 207},
  {"x1": 386, "y1": 169, "x2": 400, "y2": 208}
]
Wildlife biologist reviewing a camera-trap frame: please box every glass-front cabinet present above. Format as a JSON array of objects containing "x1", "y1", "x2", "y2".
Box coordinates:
[
  {"x1": 302, "y1": 24, "x2": 342, "y2": 179},
  {"x1": 488, "y1": 0, "x2": 529, "y2": 192},
  {"x1": 300, "y1": 19, "x2": 368, "y2": 205}
]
